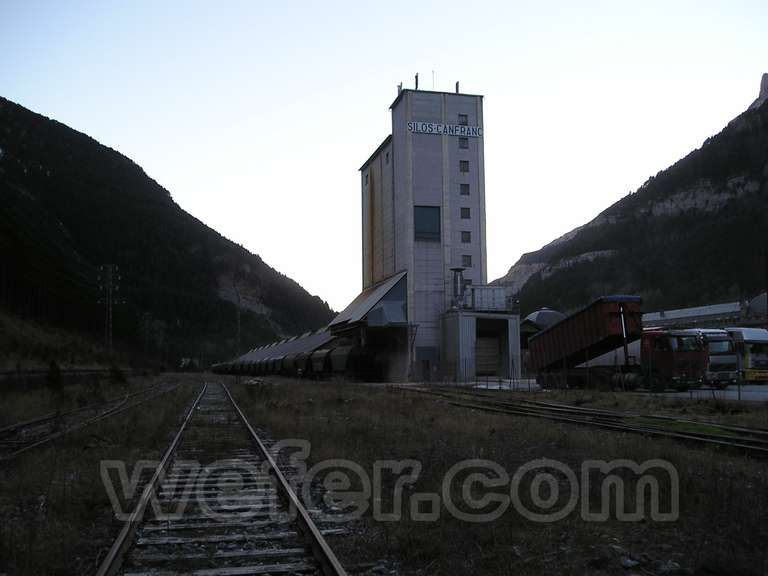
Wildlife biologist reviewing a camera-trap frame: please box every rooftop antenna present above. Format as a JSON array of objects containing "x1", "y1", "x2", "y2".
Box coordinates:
[
  {"x1": 432, "y1": 70, "x2": 435, "y2": 90},
  {"x1": 455, "y1": 81, "x2": 460, "y2": 94},
  {"x1": 397, "y1": 82, "x2": 402, "y2": 94},
  {"x1": 415, "y1": 73, "x2": 419, "y2": 90}
]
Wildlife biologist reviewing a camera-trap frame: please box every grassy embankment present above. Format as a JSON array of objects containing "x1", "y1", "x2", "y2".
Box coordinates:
[
  {"x1": 511, "y1": 388, "x2": 768, "y2": 430},
  {"x1": 0, "y1": 373, "x2": 203, "y2": 575}
]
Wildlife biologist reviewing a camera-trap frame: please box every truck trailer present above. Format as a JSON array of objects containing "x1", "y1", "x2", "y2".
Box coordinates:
[{"x1": 530, "y1": 296, "x2": 707, "y2": 390}]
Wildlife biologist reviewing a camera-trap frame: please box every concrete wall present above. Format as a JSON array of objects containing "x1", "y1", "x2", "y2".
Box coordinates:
[
  {"x1": 390, "y1": 90, "x2": 486, "y2": 363},
  {"x1": 362, "y1": 88, "x2": 489, "y2": 380},
  {"x1": 361, "y1": 139, "x2": 395, "y2": 289}
]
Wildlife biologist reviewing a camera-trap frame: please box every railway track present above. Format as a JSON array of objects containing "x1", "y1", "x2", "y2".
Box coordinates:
[
  {"x1": 0, "y1": 383, "x2": 178, "y2": 462},
  {"x1": 96, "y1": 382, "x2": 347, "y2": 576},
  {"x1": 403, "y1": 386, "x2": 768, "y2": 456}
]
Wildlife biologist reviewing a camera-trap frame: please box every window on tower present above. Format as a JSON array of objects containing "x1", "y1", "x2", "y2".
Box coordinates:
[
  {"x1": 460, "y1": 160, "x2": 469, "y2": 173},
  {"x1": 462, "y1": 254, "x2": 473, "y2": 267},
  {"x1": 461, "y1": 207, "x2": 471, "y2": 219},
  {"x1": 460, "y1": 183, "x2": 470, "y2": 195},
  {"x1": 414, "y1": 206, "x2": 441, "y2": 242},
  {"x1": 459, "y1": 137, "x2": 469, "y2": 149},
  {"x1": 458, "y1": 113, "x2": 468, "y2": 126},
  {"x1": 461, "y1": 231, "x2": 471, "y2": 243}
]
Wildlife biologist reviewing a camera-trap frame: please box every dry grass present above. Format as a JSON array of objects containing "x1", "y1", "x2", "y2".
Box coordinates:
[
  {"x1": 510, "y1": 388, "x2": 768, "y2": 430},
  {"x1": 230, "y1": 378, "x2": 768, "y2": 576},
  {"x1": 0, "y1": 370, "x2": 147, "y2": 428},
  {"x1": 0, "y1": 308, "x2": 113, "y2": 371},
  {"x1": 0, "y1": 374, "x2": 204, "y2": 575}
]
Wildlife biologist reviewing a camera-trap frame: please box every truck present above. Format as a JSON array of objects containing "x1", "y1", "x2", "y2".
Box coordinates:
[
  {"x1": 726, "y1": 327, "x2": 768, "y2": 383},
  {"x1": 529, "y1": 296, "x2": 707, "y2": 390},
  {"x1": 684, "y1": 329, "x2": 739, "y2": 388}
]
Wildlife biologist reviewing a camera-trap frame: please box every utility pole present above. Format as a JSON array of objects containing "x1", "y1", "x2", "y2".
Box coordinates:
[
  {"x1": 98, "y1": 265, "x2": 124, "y2": 354},
  {"x1": 141, "y1": 312, "x2": 153, "y2": 355},
  {"x1": 231, "y1": 272, "x2": 243, "y2": 358}
]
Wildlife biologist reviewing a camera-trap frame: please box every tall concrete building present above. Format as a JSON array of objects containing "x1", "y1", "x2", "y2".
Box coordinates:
[{"x1": 330, "y1": 85, "x2": 521, "y2": 382}]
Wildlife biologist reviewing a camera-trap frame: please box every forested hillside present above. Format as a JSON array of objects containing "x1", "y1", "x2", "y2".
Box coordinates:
[{"x1": 0, "y1": 97, "x2": 334, "y2": 366}]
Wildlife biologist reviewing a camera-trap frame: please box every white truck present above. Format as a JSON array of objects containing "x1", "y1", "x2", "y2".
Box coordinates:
[
  {"x1": 726, "y1": 327, "x2": 768, "y2": 383},
  {"x1": 686, "y1": 329, "x2": 739, "y2": 387}
]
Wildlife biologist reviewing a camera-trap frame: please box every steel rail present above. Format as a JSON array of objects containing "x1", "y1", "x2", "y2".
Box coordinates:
[
  {"x1": 460, "y1": 396, "x2": 768, "y2": 444},
  {"x1": 0, "y1": 384, "x2": 180, "y2": 462},
  {"x1": 95, "y1": 383, "x2": 207, "y2": 576},
  {"x1": 463, "y1": 390, "x2": 768, "y2": 440},
  {"x1": 0, "y1": 383, "x2": 168, "y2": 437},
  {"x1": 443, "y1": 399, "x2": 768, "y2": 454},
  {"x1": 514, "y1": 397, "x2": 768, "y2": 436},
  {"x1": 422, "y1": 386, "x2": 768, "y2": 435},
  {"x1": 222, "y1": 383, "x2": 348, "y2": 576},
  {"x1": 402, "y1": 386, "x2": 768, "y2": 456}
]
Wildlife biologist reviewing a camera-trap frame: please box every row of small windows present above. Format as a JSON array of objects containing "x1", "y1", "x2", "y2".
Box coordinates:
[
  {"x1": 414, "y1": 206, "x2": 472, "y2": 241},
  {"x1": 367, "y1": 173, "x2": 470, "y2": 197},
  {"x1": 413, "y1": 206, "x2": 473, "y2": 268},
  {"x1": 366, "y1": 151, "x2": 469, "y2": 185}
]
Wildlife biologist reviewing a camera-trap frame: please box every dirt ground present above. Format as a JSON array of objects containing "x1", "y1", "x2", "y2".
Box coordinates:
[{"x1": 230, "y1": 377, "x2": 768, "y2": 576}]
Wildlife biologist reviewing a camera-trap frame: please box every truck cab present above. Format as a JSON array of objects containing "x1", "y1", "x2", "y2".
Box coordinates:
[
  {"x1": 641, "y1": 330, "x2": 707, "y2": 390},
  {"x1": 726, "y1": 327, "x2": 768, "y2": 383},
  {"x1": 687, "y1": 329, "x2": 739, "y2": 388}
]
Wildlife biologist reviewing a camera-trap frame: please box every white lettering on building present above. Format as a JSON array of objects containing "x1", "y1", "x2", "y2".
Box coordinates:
[{"x1": 407, "y1": 121, "x2": 483, "y2": 137}]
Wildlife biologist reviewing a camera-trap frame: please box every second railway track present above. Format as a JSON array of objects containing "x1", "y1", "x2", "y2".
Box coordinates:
[
  {"x1": 97, "y1": 382, "x2": 347, "y2": 576},
  {"x1": 402, "y1": 385, "x2": 768, "y2": 456},
  {"x1": 0, "y1": 383, "x2": 179, "y2": 462}
]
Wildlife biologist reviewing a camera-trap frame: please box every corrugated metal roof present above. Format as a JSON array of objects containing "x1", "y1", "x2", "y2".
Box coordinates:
[
  {"x1": 643, "y1": 301, "x2": 741, "y2": 322},
  {"x1": 330, "y1": 271, "x2": 407, "y2": 328},
  {"x1": 233, "y1": 329, "x2": 334, "y2": 363}
]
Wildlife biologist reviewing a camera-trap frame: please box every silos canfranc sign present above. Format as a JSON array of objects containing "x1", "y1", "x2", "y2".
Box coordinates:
[{"x1": 407, "y1": 121, "x2": 483, "y2": 137}]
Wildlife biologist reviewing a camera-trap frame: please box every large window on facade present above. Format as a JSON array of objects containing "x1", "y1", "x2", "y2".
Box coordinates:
[{"x1": 414, "y1": 206, "x2": 441, "y2": 241}]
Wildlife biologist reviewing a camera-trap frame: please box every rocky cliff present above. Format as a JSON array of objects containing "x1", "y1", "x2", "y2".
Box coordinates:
[{"x1": 495, "y1": 76, "x2": 768, "y2": 315}]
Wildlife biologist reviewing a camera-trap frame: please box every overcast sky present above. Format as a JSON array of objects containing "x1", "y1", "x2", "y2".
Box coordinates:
[{"x1": 1, "y1": 0, "x2": 765, "y2": 310}]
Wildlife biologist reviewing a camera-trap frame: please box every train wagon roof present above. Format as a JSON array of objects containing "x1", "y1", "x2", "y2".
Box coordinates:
[{"x1": 232, "y1": 330, "x2": 335, "y2": 364}]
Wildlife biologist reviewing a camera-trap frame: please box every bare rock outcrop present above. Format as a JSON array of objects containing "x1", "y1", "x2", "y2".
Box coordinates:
[{"x1": 748, "y1": 72, "x2": 768, "y2": 110}]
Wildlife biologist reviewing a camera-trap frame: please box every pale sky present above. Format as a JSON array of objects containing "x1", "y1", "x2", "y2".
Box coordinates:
[{"x1": 1, "y1": 1, "x2": 765, "y2": 310}]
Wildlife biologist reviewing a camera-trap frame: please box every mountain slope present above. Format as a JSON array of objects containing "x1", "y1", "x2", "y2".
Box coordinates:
[
  {"x1": 495, "y1": 87, "x2": 768, "y2": 315},
  {"x1": 0, "y1": 97, "x2": 334, "y2": 364}
]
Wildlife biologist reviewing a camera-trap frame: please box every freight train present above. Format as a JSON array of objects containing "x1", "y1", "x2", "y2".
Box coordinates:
[{"x1": 210, "y1": 330, "x2": 378, "y2": 380}]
